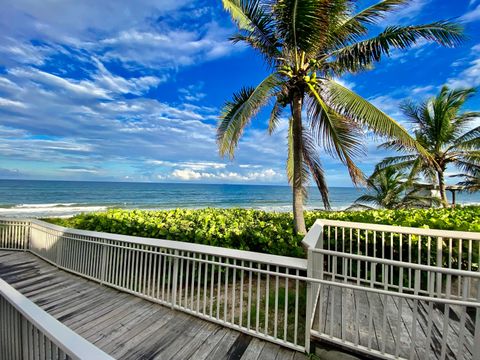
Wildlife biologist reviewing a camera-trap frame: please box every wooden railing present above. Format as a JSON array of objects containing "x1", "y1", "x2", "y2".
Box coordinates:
[
  {"x1": 0, "y1": 277, "x2": 113, "y2": 360},
  {"x1": 27, "y1": 219, "x2": 308, "y2": 352},
  {"x1": 303, "y1": 220, "x2": 480, "y2": 360},
  {"x1": 0, "y1": 219, "x2": 29, "y2": 250},
  {"x1": 1, "y1": 218, "x2": 479, "y2": 359}
]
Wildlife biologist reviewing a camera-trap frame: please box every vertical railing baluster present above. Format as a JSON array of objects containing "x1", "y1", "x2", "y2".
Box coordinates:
[
  {"x1": 440, "y1": 274, "x2": 452, "y2": 360},
  {"x1": 202, "y1": 254, "x2": 208, "y2": 315},
  {"x1": 210, "y1": 256, "x2": 215, "y2": 318},
  {"x1": 255, "y1": 263, "x2": 260, "y2": 332},
  {"x1": 457, "y1": 277, "x2": 468, "y2": 359},
  {"x1": 247, "y1": 262, "x2": 252, "y2": 330},
  {"x1": 294, "y1": 269, "x2": 299, "y2": 346},
  {"x1": 283, "y1": 269, "x2": 289, "y2": 341},
  {"x1": 179, "y1": 251, "x2": 185, "y2": 306},
  {"x1": 193, "y1": 253, "x2": 198, "y2": 312},
  {"x1": 409, "y1": 269, "x2": 420, "y2": 360},
  {"x1": 437, "y1": 237, "x2": 443, "y2": 295},
  {"x1": 264, "y1": 264, "x2": 270, "y2": 336},
  {"x1": 171, "y1": 249, "x2": 179, "y2": 308},
  {"x1": 196, "y1": 253, "x2": 202, "y2": 313},
  {"x1": 274, "y1": 265, "x2": 279, "y2": 339},
  {"x1": 223, "y1": 258, "x2": 229, "y2": 321}
]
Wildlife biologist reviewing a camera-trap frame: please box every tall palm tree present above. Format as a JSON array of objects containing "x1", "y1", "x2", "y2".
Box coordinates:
[
  {"x1": 353, "y1": 168, "x2": 436, "y2": 209},
  {"x1": 377, "y1": 86, "x2": 480, "y2": 208},
  {"x1": 217, "y1": 0, "x2": 463, "y2": 234}
]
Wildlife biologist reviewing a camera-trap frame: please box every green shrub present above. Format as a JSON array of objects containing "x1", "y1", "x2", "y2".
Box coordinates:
[{"x1": 45, "y1": 206, "x2": 480, "y2": 258}]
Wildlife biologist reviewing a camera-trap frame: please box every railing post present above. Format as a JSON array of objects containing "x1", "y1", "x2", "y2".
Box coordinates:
[
  {"x1": 303, "y1": 222, "x2": 324, "y2": 354},
  {"x1": 171, "y1": 249, "x2": 179, "y2": 309},
  {"x1": 55, "y1": 231, "x2": 63, "y2": 267},
  {"x1": 24, "y1": 222, "x2": 30, "y2": 251},
  {"x1": 305, "y1": 247, "x2": 313, "y2": 354}
]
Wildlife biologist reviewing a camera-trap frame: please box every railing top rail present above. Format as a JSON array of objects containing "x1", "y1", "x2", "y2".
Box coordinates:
[
  {"x1": 314, "y1": 248, "x2": 480, "y2": 278},
  {"x1": 0, "y1": 277, "x2": 114, "y2": 360},
  {"x1": 29, "y1": 219, "x2": 307, "y2": 270},
  {"x1": 0, "y1": 218, "x2": 31, "y2": 224},
  {"x1": 314, "y1": 219, "x2": 480, "y2": 240}
]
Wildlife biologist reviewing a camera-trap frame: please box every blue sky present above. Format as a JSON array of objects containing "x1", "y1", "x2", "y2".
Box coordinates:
[{"x1": 0, "y1": 0, "x2": 479, "y2": 186}]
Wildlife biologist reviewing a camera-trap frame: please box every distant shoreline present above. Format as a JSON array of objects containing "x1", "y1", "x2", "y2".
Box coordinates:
[
  {"x1": 2, "y1": 203, "x2": 480, "y2": 220},
  {"x1": 1, "y1": 180, "x2": 478, "y2": 219}
]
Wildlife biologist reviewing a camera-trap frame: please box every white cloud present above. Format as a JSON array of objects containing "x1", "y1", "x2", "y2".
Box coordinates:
[
  {"x1": 148, "y1": 160, "x2": 227, "y2": 171},
  {"x1": 461, "y1": 5, "x2": 480, "y2": 23},
  {"x1": 99, "y1": 24, "x2": 239, "y2": 68},
  {"x1": 0, "y1": 0, "x2": 190, "y2": 44},
  {"x1": 368, "y1": 95, "x2": 403, "y2": 118},
  {"x1": 171, "y1": 169, "x2": 213, "y2": 180},
  {"x1": 0, "y1": 39, "x2": 53, "y2": 66},
  {"x1": 239, "y1": 164, "x2": 263, "y2": 169},
  {"x1": 170, "y1": 168, "x2": 279, "y2": 182},
  {"x1": 447, "y1": 45, "x2": 480, "y2": 89},
  {"x1": 179, "y1": 83, "x2": 206, "y2": 102},
  {"x1": 379, "y1": 0, "x2": 431, "y2": 25},
  {"x1": 92, "y1": 58, "x2": 165, "y2": 95},
  {"x1": 334, "y1": 78, "x2": 355, "y2": 90},
  {"x1": 0, "y1": 97, "x2": 27, "y2": 109},
  {"x1": 9, "y1": 67, "x2": 111, "y2": 100},
  {"x1": 411, "y1": 85, "x2": 434, "y2": 95},
  {"x1": 61, "y1": 167, "x2": 99, "y2": 174}
]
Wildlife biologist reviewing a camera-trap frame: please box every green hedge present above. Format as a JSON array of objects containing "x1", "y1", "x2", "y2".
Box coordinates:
[{"x1": 45, "y1": 206, "x2": 480, "y2": 258}]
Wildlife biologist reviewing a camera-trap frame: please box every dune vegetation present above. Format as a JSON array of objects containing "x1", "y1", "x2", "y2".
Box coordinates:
[{"x1": 46, "y1": 206, "x2": 480, "y2": 258}]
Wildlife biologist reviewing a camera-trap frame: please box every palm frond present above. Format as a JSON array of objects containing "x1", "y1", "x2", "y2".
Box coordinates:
[
  {"x1": 268, "y1": 101, "x2": 284, "y2": 134},
  {"x1": 224, "y1": 0, "x2": 281, "y2": 62},
  {"x1": 306, "y1": 82, "x2": 365, "y2": 184},
  {"x1": 218, "y1": 74, "x2": 278, "y2": 158},
  {"x1": 323, "y1": 80, "x2": 432, "y2": 160},
  {"x1": 302, "y1": 125, "x2": 331, "y2": 209},
  {"x1": 454, "y1": 173, "x2": 480, "y2": 192},
  {"x1": 354, "y1": 194, "x2": 381, "y2": 206},
  {"x1": 274, "y1": 0, "x2": 336, "y2": 55},
  {"x1": 451, "y1": 125, "x2": 480, "y2": 151},
  {"x1": 222, "y1": 0, "x2": 254, "y2": 31},
  {"x1": 455, "y1": 159, "x2": 480, "y2": 175},
  {"x1": 348, "y1": 0, "x2": 409, "y2": 25},
  {"x1": 333, "y1": 0, "x2": 409, "y2": 47},
  {"x1": 375, "y1": 155, "x2": 418, "y2": 171},
  {"x1": 329, "y1": 22, "x2": 463, "y2": 72}
]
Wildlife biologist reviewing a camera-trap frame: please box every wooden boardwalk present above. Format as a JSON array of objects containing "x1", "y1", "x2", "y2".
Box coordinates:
[
  {"x1": 314, "y1": 283, "x2": 476, "y2": 360},
  {"x1": 0, "y1": 251, "x2": 306, "y2": 360}
]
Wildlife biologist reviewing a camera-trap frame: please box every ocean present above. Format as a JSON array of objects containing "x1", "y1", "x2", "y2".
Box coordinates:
[{"x1": 0, "y1": 179, "x2": 479, "y2": 218}]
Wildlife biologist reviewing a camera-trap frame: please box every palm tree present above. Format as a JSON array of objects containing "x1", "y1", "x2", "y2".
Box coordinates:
[
  {"x1": 353, "y1": 168, "x2": 436, "y2": 209},
  {"x1": 377, "y1": 86, "x2": 480, "y2": 208},
  {"x1": 218, "y1": 0, "x2": 463, "y2": 234}
]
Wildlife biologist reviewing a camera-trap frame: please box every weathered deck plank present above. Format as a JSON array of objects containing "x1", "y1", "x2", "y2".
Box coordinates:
[{"x1": 0, "y1": 250, "x2": 306, "y2": 360}]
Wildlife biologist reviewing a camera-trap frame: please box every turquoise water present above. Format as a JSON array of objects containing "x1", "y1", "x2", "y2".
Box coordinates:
[{"x1": 1, "y1": 179, "x2": 478, "y2": 218}]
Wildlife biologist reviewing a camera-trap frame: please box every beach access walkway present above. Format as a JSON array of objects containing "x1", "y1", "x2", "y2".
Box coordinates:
[
  {"x1": 0, "y1": 218, "x2": 479, "y2": 360},
  {"x1": 0, "y1": 250, "x2": 305, "y2": 359}
]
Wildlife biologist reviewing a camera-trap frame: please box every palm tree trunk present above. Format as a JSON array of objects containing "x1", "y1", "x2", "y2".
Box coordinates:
[
  {"x1": 437, "y1": 170, "x2": 448, "y2": 208},
  {"x1": 292, "y1": 91, "x2": 307, "y2": 235}
]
